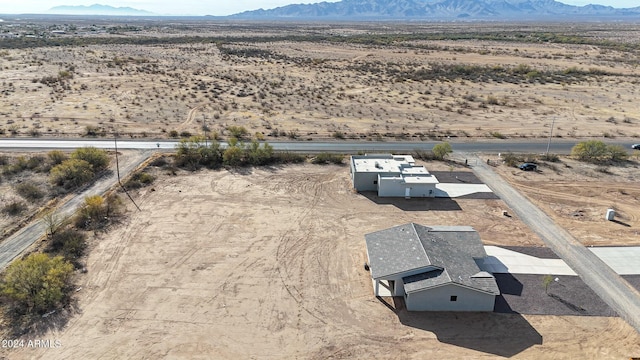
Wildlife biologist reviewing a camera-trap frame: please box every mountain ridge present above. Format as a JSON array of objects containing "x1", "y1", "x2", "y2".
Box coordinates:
[
  {"x1": 48, "y1": 4, "x2": 153, "y2": 16},
  {"x1": 229, "y1": 0, "x2": 640, "y2": 20}
]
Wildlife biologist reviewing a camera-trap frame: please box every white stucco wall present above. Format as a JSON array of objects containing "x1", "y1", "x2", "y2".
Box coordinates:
[
  {"x1": 404, "y1": 283, "x2": 495, "y2": 312},
  {"x1": 378, "y1": 178, "x2": 436, "y2": 198}
]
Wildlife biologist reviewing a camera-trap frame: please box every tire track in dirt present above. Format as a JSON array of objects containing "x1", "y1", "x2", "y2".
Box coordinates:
[{"x1": 177, "y1": 105, "x2": 204, "y2": 132}]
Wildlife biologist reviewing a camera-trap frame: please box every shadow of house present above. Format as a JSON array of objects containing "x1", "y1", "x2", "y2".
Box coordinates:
[
  {"x1": 360, "y1": 191, "x2": 462, "y2": 211},
  {"x1": 493, "y1": 273, "x2": 524, "y2": 314},
  {"x1": 396, "y1": 309, "x2": 543, "y2": 357}
]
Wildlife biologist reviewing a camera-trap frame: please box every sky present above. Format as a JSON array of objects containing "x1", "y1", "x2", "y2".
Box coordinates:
[{"x1": 0, "y1": 0, "x2": 637, "y2": 16}]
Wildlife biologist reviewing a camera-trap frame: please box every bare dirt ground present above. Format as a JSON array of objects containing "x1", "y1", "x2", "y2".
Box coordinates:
[
  {"x1": 491, "y1": 155, "x2": 640, "y2": 246},
  {"x1": 0, "y1": 22, "x2": 639, "y2": 141},
  {"x1": 6, "y1": 162, "x2": 640, "y2": 359}
]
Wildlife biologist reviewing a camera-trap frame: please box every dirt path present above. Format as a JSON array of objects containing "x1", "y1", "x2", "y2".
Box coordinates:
[
  {"x1": 0, "y1": 150, "x2": 152, "y2": 270},
  {"x1": 467, "y1": 154, "x2": 640, "y2": 333}
]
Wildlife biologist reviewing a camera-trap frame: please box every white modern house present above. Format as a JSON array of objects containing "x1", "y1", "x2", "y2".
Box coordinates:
[
  {"x1": 350, "y1": 154, "x2": 439, "y2": 198},
  {"x1": 365, "y1": 223, "x2": 500, "y2": 312}
]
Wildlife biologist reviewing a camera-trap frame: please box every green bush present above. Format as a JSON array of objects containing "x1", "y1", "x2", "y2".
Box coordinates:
[
  {"x1": 0, "y1": 253, "x2": 74, "y2": 315},
  {"x1": 71, "y1": 147, "x2": 109, "y2": 172},
  {"x1": 47, "y1": 150, "x2": 68, "y2": 166},
  {"x1": 432, "y1": 142, "x2": 453, "y2": 160},
  {"x1": 74, "y1": 195, "x2": 122, "y2": 230},
  {"x1": 226, "y1": 125, "x2": 249, "y2": 139},
  {"x1": 571, "y1": 140, "x2": 628, "y2": 164},
  {"x1": 50, "y1": 159, "x2": 94, "y2": 189}
]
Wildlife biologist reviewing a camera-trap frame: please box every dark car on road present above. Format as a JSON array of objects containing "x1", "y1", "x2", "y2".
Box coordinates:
[
  {"x1": 519, "y1": 163, "x2": 537, "y2": 171},
  {"x1": 632, "y1": 144, "x2": 640, "y2": 150}
]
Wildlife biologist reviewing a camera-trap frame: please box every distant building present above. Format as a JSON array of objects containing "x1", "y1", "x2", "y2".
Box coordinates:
[
  {"x1": 350, "y1": 154, "x2": 439, "y2": 198},
  {"x1": 365, "y1": 223, "x2": 499, "y2": 312}
]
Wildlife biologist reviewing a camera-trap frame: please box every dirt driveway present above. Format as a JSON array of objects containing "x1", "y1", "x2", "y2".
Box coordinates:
[{"x1": 9, "y1": 164, "x2": 640, "y2": 359}]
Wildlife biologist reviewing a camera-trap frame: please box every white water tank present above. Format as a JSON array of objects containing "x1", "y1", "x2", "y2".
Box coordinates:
[{"x1": 606, "y1": 209, "x2": 615, "y2": 221}]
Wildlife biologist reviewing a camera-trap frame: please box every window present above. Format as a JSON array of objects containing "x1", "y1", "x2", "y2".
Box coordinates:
[
  {"x1": 450, "y1": 295, "x2": 457, "y2": 302},
  {"x1": 373, "y1": 180, "x2": 377, "y2": 184}
]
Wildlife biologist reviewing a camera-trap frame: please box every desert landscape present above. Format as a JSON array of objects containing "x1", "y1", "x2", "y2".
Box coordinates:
[
  {"x1": 4, "y1": 160, "x2": 640, "y2": 359},
  {"x1": 0, "y1": 21, "x2": 639, "y2": 141},
  {"x1": 1, "y1": 19, "x2": 640, "y2": 359}
]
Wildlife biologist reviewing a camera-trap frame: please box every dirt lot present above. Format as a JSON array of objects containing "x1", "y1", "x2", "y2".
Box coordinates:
[
  {"x1": 491, "y1": 155, "x2": 640, "y2": 246},
  {"x1": 7, "y1": 162, "x2": 640, "y2": 359}
]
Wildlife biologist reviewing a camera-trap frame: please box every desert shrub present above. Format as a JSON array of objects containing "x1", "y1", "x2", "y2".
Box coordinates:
[
  {"x1": 174, "y1": 136, "x2": 223, "y2": 170},
  {"x1": 312, "y1": 153, "x2": 344, "y2": 165},
  {"x1": 149, "y1": 156, "x2": 168, "y2": 167},
  {"x1": 540, "y1": 153, "x2": 560, "y2": 162},
  {"x1": 0, "y1": 253, "x2": 74, "y2": 316},
  {"x1": 168, "y1": 130, "x2": 179, "y2": 138},
  {"x1": 490, "y1": 131, "x2": 507, "y2": 139},
  {"x1": 15, "y1": 182, "x2": 45, "y2": 201},
  {"x1": 413, "y1": 149, "x2": 436, "y2": 161},
  {"x1": 272, "y1": 152, "x2": 306, "y2": 164},
  {"x1": 124, "y1": 172, "x2": 155, "y2": 189},
  {"x1": 84, "y1": 125, "x2": 102, "y2": 137},
  {"x1": 71, "y1": 147, "x2": 109, "y2": 172},
  {"x1": 48, "y1": 228, "x2": 87, "y2": 262},
  {"x1": 502, "y1": 152, "x2": 524, "y2": 167},
  {"x1": 179, "y1": 131, "x2": 192, "y2": 138},
  {"x1": 226, "y1": 125, "x2": 249, "y2": 139},
  {"x1": 2, "y1": 201, "x2": 26, "y2": 216},
  {"x1": 332, "y1": 131, "x2": 346, "y2": 139},
  {"x1": 223, "y1": 146, "x2": 244, "y2": 167},
  {"x1": 432, "y1": 142, "x2": 453, "y2": 160},
  {"x1": 74, "y1": 195, "x2": 122, "y2": 230},
  {"x1": 245, "y1": 140, "x2": 274, "y2": 166},
  {"x1": 47, "y1": 150, "x2": 68, "y2": 166},
  {"x1": 571, "y1": 140, "x2": 628, "y2": 164},
  {"x1": 49, "y1": 159, "x2": 94, "y2": 189}
]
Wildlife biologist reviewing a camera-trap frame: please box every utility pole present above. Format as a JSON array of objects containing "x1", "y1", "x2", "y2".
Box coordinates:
[
  {"x1": 114, "y1": 130, "x2": 120, "y2": 183},
  {"x1": 203, "y1": 114, "x2": 208, "y2": 147},
  {"x1": 546, "y1": 116, "x2": 556, "y2": 156}
]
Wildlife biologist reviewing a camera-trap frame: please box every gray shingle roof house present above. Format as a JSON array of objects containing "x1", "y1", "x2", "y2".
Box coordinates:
[{"x1": 365, "y1": 223, "x2": 499, "y2": 312}]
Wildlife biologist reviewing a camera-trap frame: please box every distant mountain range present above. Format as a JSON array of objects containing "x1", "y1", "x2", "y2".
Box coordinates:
[
  {"x1": 230, "y1": 0, "x2": 640, "y2": 20},
  {"x1": 48, "y1": 4, "x2": 153, "y2": 16}
]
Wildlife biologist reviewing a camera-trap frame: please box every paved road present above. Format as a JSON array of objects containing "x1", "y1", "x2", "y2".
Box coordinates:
[
  {"x1": 467, "y1": 154, "x2": 640, "y2": 333},
  {"x1": 0, "y1": 150, "x2": 152, "y2": 270},
  {"x1": 0, "y1": 138, "x2": 637, "y2": 154}
]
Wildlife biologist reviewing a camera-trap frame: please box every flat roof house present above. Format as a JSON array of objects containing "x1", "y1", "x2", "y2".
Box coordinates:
[
  {"x1": 350, "y1": 154, "x2": 439, "y2": 198},
  {"x1": 365, "y1": 223, "x2": 500, "y2": 312}
]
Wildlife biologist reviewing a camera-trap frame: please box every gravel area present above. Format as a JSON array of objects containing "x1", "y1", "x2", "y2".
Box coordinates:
[
  {"x1": 431, "y1": 171, "x2": 484, "y2": 184},
  {"x1": 494, "y1": 274, "x2": 617, "y2": 317}
]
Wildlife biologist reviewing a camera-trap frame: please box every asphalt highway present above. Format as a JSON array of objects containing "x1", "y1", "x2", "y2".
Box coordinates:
[{"x1": 0, "y1": 138, "x2": 636, "y2": 154}]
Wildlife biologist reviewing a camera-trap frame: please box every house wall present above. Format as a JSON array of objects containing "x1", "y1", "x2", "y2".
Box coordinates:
[
  {"x1": 352, "y1": 172, "x2": 380, "y2": 191},
  {"x1": 378, "y1": 178, "x2": 436, "y2": 198},
  {"x1": 404, "y1": 284, "x2": 495, "y2": 312}
]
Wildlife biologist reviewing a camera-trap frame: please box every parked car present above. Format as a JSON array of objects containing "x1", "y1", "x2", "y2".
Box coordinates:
[
  {"x1": 519, "y1": 163, "x2": 537, "y2": 171},
  {"x1": 632, "y1": 144, "x2": 640, "y2": 150}
]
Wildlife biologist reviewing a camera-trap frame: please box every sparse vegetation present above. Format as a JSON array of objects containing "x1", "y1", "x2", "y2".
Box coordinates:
[
  {"x1": 571, "y1": 140, "x2": 629, "y2": 164},
  {"x1": 0, "y1": 253, "x2": 74, "y2": 317},
  {"x1": 311, "y1": 153, "x2": 344, "y2": 165},
  {"x1": 432, "y1": 142, "x2": 453, "y2": 160}
]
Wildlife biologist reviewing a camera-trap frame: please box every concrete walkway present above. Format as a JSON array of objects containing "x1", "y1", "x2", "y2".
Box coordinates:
[
  {"x1": 466, "y1": 153, "x2": 640, "y2": 333},
  {"x1": 480, "y1": 246, "x2": 640, "y2": 276},
  {"x1": 434, "y1": 183, "x2": 493, "y2": 198}
]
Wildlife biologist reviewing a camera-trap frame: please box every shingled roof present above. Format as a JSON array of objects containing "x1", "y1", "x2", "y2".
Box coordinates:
[{"x1": 365, "y1": 223, "x2": 499, "y2": 295}]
